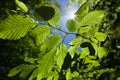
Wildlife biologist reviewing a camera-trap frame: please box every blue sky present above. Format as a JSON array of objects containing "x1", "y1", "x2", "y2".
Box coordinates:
[{"x1": 57, "y1": 0, "x2": 79, "y2": 47}]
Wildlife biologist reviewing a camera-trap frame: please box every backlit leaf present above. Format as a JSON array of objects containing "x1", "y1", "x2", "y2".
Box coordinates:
[
  {"x1": 15, "y1": 0, "x2": 28, "y2": 12},
  {"x1": 30, "y1": 25, "x2": 50, "y2": 46},
  {"x1": 29, "y1": 68, "x2": 39, "y2": 80},
  {"x1": 75, "y1": 3, "x2": 89, "y2": 21},
  {"x1": 0, "y1": 15, "x2": 36, "y2": 40},
  {"x1": 97, "y1": 47, "x2": 107, "y2": 59},
  {"x1": 94, "y1": 32, "x2": 107, "y2": 41},
  {"x1": 80, "y1": 11, "x2": 104, "y2": 26},
  {"x1": 40, "y1": 35, "x2": 62, "y2": 52},
  {"x1": 37, "y1": 48, "x2": 56, "y2": 80},
  {"x1": 80, "y1": 47, "x2": 90, "y2": 58},
  {"x1": 66, "y1": 19, "x2": 78, "y2": 32},
  {"x1": 79, "y1": 26, "x2": 91, "y2": 33},
  {"x1": 66, "y1": 69, "x2": 72, "y2": 80},
  {"x1": 56, "y1": 44, "x2": 67, "y2": 71}
]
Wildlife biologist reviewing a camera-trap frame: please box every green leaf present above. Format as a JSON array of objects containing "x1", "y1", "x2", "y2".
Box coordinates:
[
  {"x1": 68, "y1": 38, "x2": 81, "y2": 58},
  {"x1": 84, "y1": 57, "x2": 100, "y2": 66},
  {"x1": 69, "y1": 38, "x2": 81, "y2": 46},
  {"x1": 68, "y1": 46, "x2": 77, "y2": 58},
  {"x1": 35, "y1": 4, "x2": 55, "y2": 21},
  {"x1": 79, "y1": 26, "x2": 91, "y2": 33},
  {"x1": 47, "y1": 71, "x2": 59, "y2": 80},
  {"x1": 94, "y1": 32, "x2": 107, "y2": 41},
  {"x1": 24, "y1": 57, "x2": 37, "y2": 64},
  {"x1": 0, "y1": 15, "x2": 36, "y2": 40},
  {"x1": 7, "y1": 64, "x2": 25, "y2": 77},
  {"x1": 80, "y1": 11, "x2": 104, "y2": 26},
  {"x1": 30, "y1": 25, "x2": 50, "y2": 46},
  {"x1": 97, "y1": 47, "x2": 107, "y2": 59},
  {"x1": 80, "y1": 47, "x2": 90, "y2": 58},
  {"x1": 79, "y1": 0, "x2": 87, "y2": 5},
  {"x1": 37, "y1": 48, "x2": 56, "y2": 80},
  {"x1": 48, "y1": 4, "x2": 60, "y2": 26},
  {"x1": 56, "y1": 44, "x2": 67, "y2": 71},
  {"x1": 66, "y1": 19, "x2": 78, "y2": 32},
  {"x1": 29, "y1": 68, "x2": 39, "y2": 80},
  {"x1": 88, "y1": 26, "x2": 99, "y2": 36},
  {"x1": 75, "y1": 3, "x2": 89, "y2": 21},
  {"x1": 40, "y1": 35, "x2": 62, "y2": 53},
  {"x1": 66, "y1": 69, "x2": 72, "y2": 80},
  {"x1": 15, "y1": 0, "x2": 28, "y2": 12},
  {"x1": 19, "y1": 65, "x2": 36, "y2": 79}
]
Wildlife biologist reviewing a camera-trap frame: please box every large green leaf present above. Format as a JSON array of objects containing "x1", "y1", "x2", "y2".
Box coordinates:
[
  {"x1": 75, "y1": 3, "x2": 89, "y2": 21},
  {"x1": 40, "y1": 34, "x2": 62, "y2": 52},
  {"x1": 37, "y1": 48, "x2": 56, "y2": 80},
  {"x1": 15, "y1": 0, "x2": 28, "y2": 12},
  {"x1": 80, "y1": 11, "x2": 104, "y2": 26},
  {"x1": 94, "y1": 32, "x2": 107, "y2": 41},
  {"x1": 7, "y1": 64, "x2": 25, "y2": 77},
  {"x1": 56, "y1": 44, "x2": 67, "y2": 71},
  {"x1": 48, "y1": 4, "x2": 60, "y2": 26},
  {"x1": 30, "y1": 25, "x2": 50, "y2": 46},
  {"x1": 0, "y1": 15, "x2": 36, "y2": 40},
  {"x1": 66, "y1": 19, "x2": 78, "y2": 32}
]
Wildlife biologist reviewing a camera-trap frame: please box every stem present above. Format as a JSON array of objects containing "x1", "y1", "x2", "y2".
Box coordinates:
[{"x1": 39, "y1": 22, "x2": 91, "y2": 40}]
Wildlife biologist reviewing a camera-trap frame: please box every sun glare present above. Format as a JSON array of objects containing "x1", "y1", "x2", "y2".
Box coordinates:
[
  {"x1": 66, "y1": 7, "x2": 77, "y2": 20},
  {"x1": 69, "y1": 13, "x2": 76, "y2": 19}
]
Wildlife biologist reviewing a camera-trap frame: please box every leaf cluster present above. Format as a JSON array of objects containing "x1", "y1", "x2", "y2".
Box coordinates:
[{"x1": 0, "y1": 0, "x2": 120, "y2": 80}]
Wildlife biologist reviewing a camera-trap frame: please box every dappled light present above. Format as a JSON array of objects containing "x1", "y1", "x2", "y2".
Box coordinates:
[{"x1": 0, "y1": 0, "x2": 120, "y2": 80}]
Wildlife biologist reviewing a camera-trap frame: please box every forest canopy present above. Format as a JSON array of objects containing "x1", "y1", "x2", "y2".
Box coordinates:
[{"x1": 0, "y1": 0, "x2": 120, "y2": 80}]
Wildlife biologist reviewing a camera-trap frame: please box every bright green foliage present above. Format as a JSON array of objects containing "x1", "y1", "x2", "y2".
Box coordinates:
[
  {"x1": 40, "y1": 34, "x2": 62, "y2": 53},
  {"x1": 68, "y1": 38, "x2": 81, "y2": 58},
  {"x1": 56, "y1": 44, "x2": 67, "y2": 71},
  {"x1": 80, "y1": 11, "x2": 104, "y2": 26},
  {"x1": 37, "y1": 48, "x2": 56, "y2": 80},
  {"x1": 79, "y1": 26, "x2": 91, "y2": 33},
  {"x1": 30, "y1": 25, "x2": 50, "y2": 46},
  {"x1": 29, "y1": 68, "x2": 39, "y2": 80},
  {"x1": 0, "y1": 15, "x2": 36, "y2": 40},
  {"x1": 1, "y1": 0, "x2": 120, "y2": 80},
  {"x1": 75, "y1": 3, "x2": 89, "y2": 21},
  {"x1": 97, "y1": 47, "x2": 107, "y2": 59},
  {"x1": 94, "y1": 32, "x2": 107, "y2": 41},
  {"x1": 15, "y1": 0, "x2": 28, "y2": 12},
  {"x1": 80, "y1": 47, "x2": 90, "y2": 58},
  {"x1": 66, "y1": 69, "x2": 72, "y2": 80},
  {"x1": 66, "y1": 19, "x2": 78, "y2": 32}
]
